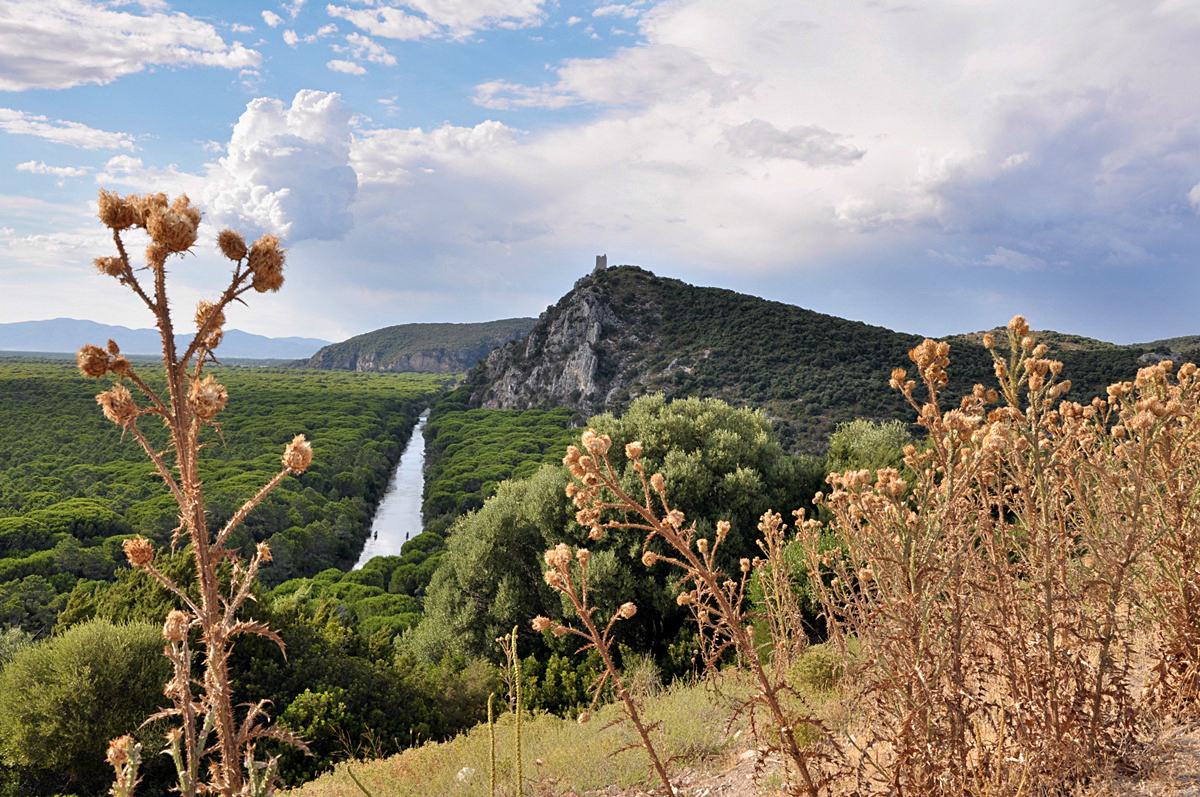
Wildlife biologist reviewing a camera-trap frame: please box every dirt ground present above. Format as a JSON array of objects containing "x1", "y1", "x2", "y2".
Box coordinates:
[{"x1": 567, "y1": 724, "x2": 1200, "y2": 797}]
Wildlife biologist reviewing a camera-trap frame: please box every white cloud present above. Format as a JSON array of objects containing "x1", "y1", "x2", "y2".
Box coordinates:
[
  {"x1": 475, "y1": 44, "x2": 749, "y2": 109},
  {"x1": 283, "y1": 29, "x2": 299, "y2": 45},
  {"x1": 594, "y1": 4, "x2": 642, "y2": 19},
  {"x1": 202, "y1": 90, "x2": 358, "y2": 242},
  {"x1": 316, "y1": 23, "x2": 338, "y2": 35},
  {"x1": 0, "y1": 0, "x2": 262, "y2": 90},
  {"x1": 0, "y1": 108, "x2": 135, "y2": 150},
  {"x1": 325, "y1": 0, "x2": 547, "y2": 40},
  {"x1": 262, "y1": 10, "x2": 284, "y2": 27},
  {"x1": 231, "y1": 22, "x2": 255, "y2": 33},
  {"x1": 1189, "y1": 183, "x2": 1200, "y2": 212},
  {"x1": 327, "y1": 59, "x2": 366, "y2": 74},
  {"x1": 16, "y1": 160, "x2": 90, "y2": 179},
  {"x1": 341, "y1": 32, "x2": 397, "y2": 65},
  {"x1": 724, "y1": 119, "x2": 865, "y2": 167}
]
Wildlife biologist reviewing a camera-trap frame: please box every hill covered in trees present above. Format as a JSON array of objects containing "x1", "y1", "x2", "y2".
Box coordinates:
[
  {"x1": 301, "y1": 318, "x2": 536, "y2": 373},
  {"x1": 466, "y1": 266, "x2": 1151, "y2": 451}
]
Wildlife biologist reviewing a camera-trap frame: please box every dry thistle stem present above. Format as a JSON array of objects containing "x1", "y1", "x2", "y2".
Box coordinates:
[
  {"x1": 84, "y1": 189, "x2": 308, "y2": 797},
  {"x1": 534, "y1": 539, "x2": 673, "y2": 796},
  {"x1": 563, "y1": 428, "x2": 835, "y2": 796}
]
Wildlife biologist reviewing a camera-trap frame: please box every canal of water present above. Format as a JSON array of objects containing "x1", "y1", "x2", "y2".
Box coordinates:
[{"x1": 352, "y1": 409, "x2": 428, "y2": 569}]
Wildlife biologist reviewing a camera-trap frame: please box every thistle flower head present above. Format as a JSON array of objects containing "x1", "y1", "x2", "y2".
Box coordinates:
[
  {"x1": 97, "y1": 383, "x2": 138, "y2": 426},
  {"x1": 195, "y1": 300, "x2": 226, "y2": 333},
  {"x1": 123, "y1": 536, "x2": 154, "y2": 568},
  {"x1": 77, "y1": 344, "x2": 110, "y2": 377},
  {"x1": 616, "y1": 601, "x2": 637, "y2": 620},
  {"x1": 740, "y1": 558, "x2": 751, "y2": 573},
  {"x1": 1007, "y1": 315, "x2": 1030, "y2": 342},
  {"x1": 625, "y1": 441, "x2": 643, "y2": 460},
  {"x1": 248, "y1": 234, "x2": 285, "y2": 292},
  {"x1": 650, "y1": 473, "x2": 665, "y2": 493},
  {"x1": 282, "y1": 434, "x2": 313, "y2": 472},
  {"x1": 163, "y1": 609, "x2": 190, "y2": 642},
  {"x1": 106, "y1": 734, "x2": 136, "y2": 768},
  {"x1": 576, "y1": 548, "x2": 590, "y2": 565},
  {"x1": 94, "y1": 256, "x2": 125, "y2": 278},
  {"x1": 188, "y1": 375, "x2": 228, "y2": 421},
  {"x1": 256, "y1": 540, "x2": 273, "y2": 563},
  {"x1": 145, "y1": 196, "x2": 200, "y2": 253},
  {"x1": 641, "y1": 550, "x2": 660, "y2": 567},
  {"x1": 716, "y1": 520, "x2": 730, "y2": 539},
  {"x1": 217, "y1": 228, "x2": 248, "y2": 261},
  {"x1": 532, "y1": 615, "x2": 553, "y2": 632},
  {"x1": 581, "y1": 428, "x2": 611, "y2": 456},
  {"x1": 666, "y1": 509, "x2": 685, "y2": 529},
  {"x1": 97, "y1": 189, "x2": 138, "y2": 231}
]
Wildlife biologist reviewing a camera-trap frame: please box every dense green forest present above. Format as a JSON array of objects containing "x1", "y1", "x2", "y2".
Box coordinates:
[{"x1": 0, "y1": 360, "x2": 452, "y2": 635}]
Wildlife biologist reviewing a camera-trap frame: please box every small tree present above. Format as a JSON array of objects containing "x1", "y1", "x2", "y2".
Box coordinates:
[{"x1": 81, "y1": 190, "x2": 310, "y2": 796}]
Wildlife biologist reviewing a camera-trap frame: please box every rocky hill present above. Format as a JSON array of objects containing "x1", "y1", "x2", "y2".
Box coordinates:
[
  {"x1": 302, "y1": 319, "x2": 535, "y2": 373},
  {"x1": 466, "y1": 266, "x2": 1155, "y2": 452}
]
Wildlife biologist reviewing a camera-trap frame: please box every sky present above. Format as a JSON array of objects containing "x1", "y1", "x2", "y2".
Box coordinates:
[{"x1": 2, "y1": 0, "x2": 1200, "y2": 345}]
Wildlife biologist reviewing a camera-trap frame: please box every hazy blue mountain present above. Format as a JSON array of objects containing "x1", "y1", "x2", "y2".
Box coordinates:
[{"x1": 0, "y1": 318, "x2": 330, "y2": 360}]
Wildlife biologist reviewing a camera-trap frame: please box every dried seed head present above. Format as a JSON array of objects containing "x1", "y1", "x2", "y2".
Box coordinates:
[
  {"x1": 858, "y1": 567, "x2": 874, "y2": 583},
  {"x1": 616, "y1": 602, "x2": 637, "y2": 620},
  {"x1": 552, "y1": 625, "x2": 569, "y2": 637},
  {"x1": 106, "y1": 735, "x2": 135, "y2": 768},
  {"x1": 642, "y1": 550, "x2": 659, "y2": 567},
  {"x1": 97, "y1": 384, "x2": 138, "y2": 426},
  {"x1": 716, "y1": 520, "x2": 730, "y2": 539},
  {"x1": 256, "y1": 540, "x2": 273, "y2": 562},
  {"x1": 532, "y1": 615, "x2": 553, "y2": 632},
  {"x1": 282, "y1": 433, "x2": 313, "y2": 472},
  {"x1": 650, "y1": 473, "x2": 665, "y2": 493},
  {"x1": 163, "y1": 609, "x2": 189, "y2": 642},
  {"x1": 123, "y1": 536, "x2": 154, "y2": 567},
  {"x1": 1007, "y1": 315, "x2": 1030, "y2": 341},
  {"x1": 110, "y1": 356, "x2": 131, "y2": 377},
  {"x1": 195, "y1": 300, "x2": 226, "y2": 332},
  {"x1": 248, "y1": 234, "x2": 286, "y2": 292},
  {"x1": 982, "y1": 332, "x2": 996, "y2": 349},
  {"x1": 188, "y1": 375, "x2": 228, "y2": 421},
  {"x1": 696, "y1": 538, "x2": 709, "y2": 553},
  {"x1": 740, "y1": 558, "x2": 751, "y2": 573},
  {"x1": 94, "y1": 256, "x2": 125, "y2": 277},
  {"x1": 77, "y1": 344, "x2": 110, "y2": 377},
  {"x1": 217, "y1": 228, "x2": 248, "y2": 261},
  {"x1": 676, "y1": 591, "x2": 693, "y2": 606},
  {"x1": 97, "y1": 189, "x2": 138, "y2": 231},
  {"x1": 588, "y1": 525, "x2": 604, "y2": 540},
  {"x1": 576, "y1": 548, "x2": 590, "y2": 565},
  {"x1": 667, "y1": 509, "x2": 685, "y2": 529},
  {"x1": 145, "y1": 204, "x2": 199, "y2": 253},
  {"x1": 625, "y1": 441, "x2": 643, "y2": 460},
  {"x1": 581, "y1": 428, "x2": 611, "y2": 456},
  {"x1": 577, "y1": 711, "x2": 590, "y2": 724}
]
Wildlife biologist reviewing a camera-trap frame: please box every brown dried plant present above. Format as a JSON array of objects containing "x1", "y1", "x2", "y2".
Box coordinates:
[
  {"x1": 81, "y1": 189, "x2": 309, "y2": 797},
  {"x1": 559, "y1": 431, "x2": 836, "y2": 797},
  {"x1": 799, "y1": 316, "x2": 1200, "y2": 796},
  {"x1": 533, "y1": 542, "x2": 673, "y2": 796}
]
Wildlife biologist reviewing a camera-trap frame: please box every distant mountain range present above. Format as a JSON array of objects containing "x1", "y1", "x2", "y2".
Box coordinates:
[{"x1": 0, "y1": 318, "x2": 331, "y2": 361}]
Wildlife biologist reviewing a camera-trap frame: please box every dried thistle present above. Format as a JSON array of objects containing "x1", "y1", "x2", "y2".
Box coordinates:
[{"x1": 85, "y1": 189, "x2": 307, "y2": 797}]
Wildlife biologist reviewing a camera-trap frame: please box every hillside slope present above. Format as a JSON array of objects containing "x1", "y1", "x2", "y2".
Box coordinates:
[
  {"x1": 302, "y1": 319, "x2": 535, "y2": 374},
  {"x1": 466, "y1": 266, "x2": 1153, "y2": 451}
]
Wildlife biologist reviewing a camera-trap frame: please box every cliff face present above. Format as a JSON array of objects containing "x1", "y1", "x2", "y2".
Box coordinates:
[
  {"x1": 470, "y1": 278, "x2": 638, "y2": 415},
  {"x1": 304, "y1": 319, "x2": 535, "y2": 374}
]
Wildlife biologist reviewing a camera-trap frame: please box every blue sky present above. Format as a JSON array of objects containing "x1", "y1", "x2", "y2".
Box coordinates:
[{"x1": 2, "y1": 0, "x2": 1199, "y2": 345}]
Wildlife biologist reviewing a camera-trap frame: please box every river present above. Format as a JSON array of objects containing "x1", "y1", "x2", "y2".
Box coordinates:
[{"x1": 352, "y1": 409, "x2": 428, "y2": 569}]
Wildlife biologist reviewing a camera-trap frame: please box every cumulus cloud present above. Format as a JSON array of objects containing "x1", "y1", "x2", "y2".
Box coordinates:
[
  {"x1": 326, "y1": 0, "x2": 547, "y2": 40},
  {"x1": 202, "y1": 90, "x2": 358, "y2": 242},
  {"x1": 0, "y1": 109, "x2": 134, "y2": 150},
  {"x1": 327, "y1": 59, "x2": 366, "y2": 74},
  {"x1": 0, "y1": 0, "x2": 261, "y2": 90},
  {"x1": 16, "y1": 160, "x2": 90, "y2": 179},
  {"x1": 339, "y1": 32, "x2": 397, "y2": 65},
  {"x1": 724, "y1": 119, "x2": 865, "y2": 167},
  {"x1": 262, "y1": 10, "x2": 284, "y2": 27}
]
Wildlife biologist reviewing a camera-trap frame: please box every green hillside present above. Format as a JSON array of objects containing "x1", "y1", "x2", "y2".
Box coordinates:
[{"x1": 302, "y1": 318, "x2": 535, "y2": 373}]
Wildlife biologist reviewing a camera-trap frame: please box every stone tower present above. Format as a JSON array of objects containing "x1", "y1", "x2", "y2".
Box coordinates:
[{"x1": 594, "y1": 254, "x2": 607, "y2": 273}]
